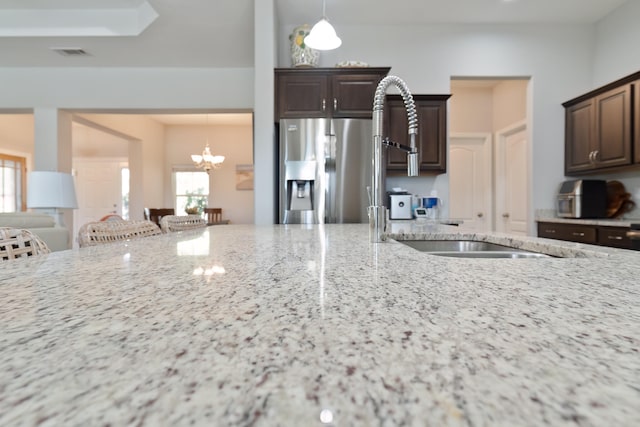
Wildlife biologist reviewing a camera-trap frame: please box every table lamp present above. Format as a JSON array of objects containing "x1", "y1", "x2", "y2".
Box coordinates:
[{"x1": 27, "y1": 171, "x2": 78, "y2": 227}]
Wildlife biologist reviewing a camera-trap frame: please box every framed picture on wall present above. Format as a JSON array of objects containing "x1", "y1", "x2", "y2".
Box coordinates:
[{"x1": 235, "y1": 164, "x2": 254, "y2": 190}]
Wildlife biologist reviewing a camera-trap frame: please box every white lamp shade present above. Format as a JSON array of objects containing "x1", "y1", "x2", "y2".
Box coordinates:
[
  {"x1": 27, "y1": 171, "x2": 78, "y2": 209},
  {"x1": 304, "y1": 18, "x2": 342, "y2": 50}
]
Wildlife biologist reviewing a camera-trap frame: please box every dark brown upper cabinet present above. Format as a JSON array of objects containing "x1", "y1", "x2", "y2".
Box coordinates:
[
  {"x1": 635, "y1": 81, "x2": 640, "y2": 164},
  {"x1": 384, "y1": 94, "x2": 451, "y2": 175},
  {"x1": 564, "y1": 71, "x2": 639, "y2": 175},
  {"x1": 274, "y1": 67, "x2": 390, "y2": 120}
]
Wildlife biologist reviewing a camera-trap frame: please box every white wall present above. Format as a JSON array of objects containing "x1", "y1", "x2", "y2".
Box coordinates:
[
  {"x1": 450, "y1": 87, "x2": 493, "y2": 133},
  {"x1": 74, "y1": 114, "x2": 166, "y2": 220},
  {"x1": 450, "y1": 81, "x2": 528, "y2": 134},
  {"x1": 0, "y1": 68, "x2": 254, "y2": 110},
  {"x1": 0, "y1": 67, "x2": 255, "y2": 219},
  {"x1": 0, "y1": 115, "x2": 34, "y2": 168},
  {"x1": 165, "y1": 124, "x2": 255, "y2": 224},
  {"x1": 593, "y1": 0, "x2": 640, "y2": 86},
  {"x1": 2, "y1": 0, "x2": 639, "y2": 225},
  {"x1": 253, "y1": 0, "x2": 277, "y2": 224},
  {"x1": 589, "y1": 0, "x2": 640, "y2": 219},
  {"x1": 279, "y1": 23, "x2": 595, "y2": 226},
  {"x1": 492, "y1": 80, "x2": 528, "y2": 131},
  {"x1": 73, "y1": 124, "x2": 129, "y2": 158}
]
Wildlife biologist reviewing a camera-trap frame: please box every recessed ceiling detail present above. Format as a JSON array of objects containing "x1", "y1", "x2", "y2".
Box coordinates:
[{"x1": 0, "y1": 0, "x2": 158, "y2": 37}]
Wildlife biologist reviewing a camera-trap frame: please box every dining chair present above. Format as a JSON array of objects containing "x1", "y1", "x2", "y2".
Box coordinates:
[
  {"x1": 204, "y1": 208, "x2": 223, "y2": 224},
  {"x1": 78, "y1": 220, "x2": 162, "y2": 248},
  {"x1": 0, "y1": 227, "x2": 50, "y2": 261},
  {"x1": 144, "y1": 208, "x2": 175, "y2": 227},
  {"x1": 159, "y1": 215, "x2": 207, "y2": 233}
]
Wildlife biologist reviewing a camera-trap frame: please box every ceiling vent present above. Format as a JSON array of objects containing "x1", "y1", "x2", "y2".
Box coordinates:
[{"x1": 51, "y1": 48, "x2": 90, "y2": 57}]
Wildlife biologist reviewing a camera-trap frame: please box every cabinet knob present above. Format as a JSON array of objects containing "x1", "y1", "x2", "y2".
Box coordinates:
[
  {"x1": 477, "y1": 212, "x2": 483, "y2": 218},
  {"x1": 607, "y1": 235, "x2": 623, "y2": 240},
  {"x1": 592, "y1": 150, "x2": 599, "y2": 162},
  {"x1": 544, "y1": 229, "x2": 556, "y2": 233},
  {"x1": 502, "y1": 213, "x2": 510, "y2": 218},
  {"x1": 572, "y1": 232, "x2": 585, "y2": 237}
]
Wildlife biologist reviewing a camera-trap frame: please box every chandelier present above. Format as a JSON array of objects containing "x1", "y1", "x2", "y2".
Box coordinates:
[
  {"x1": 191, "y1": 144, "x2": 224, "y2": 174},
  {"x1": 191, "y1": 115, "x2": 225, "y2": 173}
]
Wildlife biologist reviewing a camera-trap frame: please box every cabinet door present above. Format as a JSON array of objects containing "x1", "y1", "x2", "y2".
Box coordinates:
[
  {"x1": 276, "y1": 74, "x2": 328, "y2": 119},
  {"x1": 385, "y1": 95, "x2": 450, "y2": 174},
  {"x1": 635, "y1": 82, "x2": 640, "y2": 164},
  {"x1": 565, "y1": 84, "x2": 632, "y2": 175},
  {"x1": 565, "y1": 99, "x2": 596, "y2": 174},
  {"x1": 537, "y1": 222, "x2": 597, "y2": 244},
  {"x1": 593, "y1": 84, "x2": 632, "y2": 168},
  {"x1": 597, "y1": 226, "x2": 631, "y2": 249},
  {"x1": 330, "y1": 73, "x2": 384, "y2": 118}
]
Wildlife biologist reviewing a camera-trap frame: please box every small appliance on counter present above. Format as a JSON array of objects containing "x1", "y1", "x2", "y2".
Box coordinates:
[
  {"x1": 388, "y1": 190, "x2": 413, "y2": 220},
  {"x1": 557, "y1": 179, "x2": 607, "y2": 218}
]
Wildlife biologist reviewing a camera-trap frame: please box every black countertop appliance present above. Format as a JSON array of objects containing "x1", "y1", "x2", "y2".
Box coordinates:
[{"x1": 557, "y1": 179, "x2": 607, "y2": 218}]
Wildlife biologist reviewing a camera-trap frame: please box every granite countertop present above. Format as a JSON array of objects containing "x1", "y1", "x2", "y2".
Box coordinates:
[
  {"x1": 1, "y1": 224, "x2": 639, "y2": 426},
  {"x1": 535, "y1": 216, "x2": 639, "y2": 227}
]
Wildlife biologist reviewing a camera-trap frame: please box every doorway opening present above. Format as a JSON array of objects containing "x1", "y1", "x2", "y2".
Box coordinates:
[{"x1": 448, "y1": 77, "x2": 531, "y2": 235}]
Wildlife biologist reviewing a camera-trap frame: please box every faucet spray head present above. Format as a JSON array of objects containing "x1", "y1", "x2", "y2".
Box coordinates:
[
  {"x1": 407, "y1": 152, "x2": 419, "y2": 176},
  {"x1": 407, "y1": 133, "x2": 419, "y2": 176}
]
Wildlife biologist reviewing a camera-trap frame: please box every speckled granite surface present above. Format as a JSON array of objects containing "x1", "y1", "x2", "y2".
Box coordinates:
[
  {"x1": 536, "y1": 217, "x2": 637, "y2": 227},
  {"x1": 534, "y1": 209, "x2": 639, "y2": 227},
  {"x1": 1, "y1": 224, "x2": 639, "y2": 426}
]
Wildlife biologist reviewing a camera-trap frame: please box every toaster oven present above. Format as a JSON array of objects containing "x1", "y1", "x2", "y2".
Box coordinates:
[{"x1": 556, "y1": 179, "x2": 607, "y2": 218}]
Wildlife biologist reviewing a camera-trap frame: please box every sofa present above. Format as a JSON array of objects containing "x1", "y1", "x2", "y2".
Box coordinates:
[{"x1": 0, "y1": 212, "x2": 70, "y2": 252}]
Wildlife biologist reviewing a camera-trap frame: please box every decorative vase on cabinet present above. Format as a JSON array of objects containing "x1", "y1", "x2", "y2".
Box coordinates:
[{"x1": 289, "y1": 24, "x2": 319, "y2": 68}]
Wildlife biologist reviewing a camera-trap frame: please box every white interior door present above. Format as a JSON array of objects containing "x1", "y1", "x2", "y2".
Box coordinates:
[
  {"x1": 449, "y1": 134, "x2": 493, "y2": 232},
  {"x1": 495, "y1": 122, "x2": 528, "y2": 235},
  {"x1": 73, "y1": 158, "x2": 125, "y2": 247}
]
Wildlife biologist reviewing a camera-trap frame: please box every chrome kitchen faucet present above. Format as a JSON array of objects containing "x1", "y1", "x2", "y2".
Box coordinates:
[{"x1": 369, "y1": 76, "x2": 418, "y2": 243}]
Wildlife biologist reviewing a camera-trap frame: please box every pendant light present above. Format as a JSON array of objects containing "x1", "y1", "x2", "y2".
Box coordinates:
[
  {"x1": 304, "y1": 0, "x2": 341, "y2": 51},
  {"x1": 191, "y1": 114, "x2": 225, "y2": 174}
]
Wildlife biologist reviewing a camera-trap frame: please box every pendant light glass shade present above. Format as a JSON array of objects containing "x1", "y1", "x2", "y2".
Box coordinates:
[
  {"x1": 304, "y1": 0, "x2": 341, "y2": 51},
  {"x1": 304, "y1": 18, "x2": 341, "y2": 50}
]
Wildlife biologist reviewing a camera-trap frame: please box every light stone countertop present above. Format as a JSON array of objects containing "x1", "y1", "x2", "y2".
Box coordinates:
[
  {"x1": 534, "y1": 209, "x2": 640, "y2": 227},
  {"x1": 1, "y1": 223, "x2": 639, "y2": 426},
  {"x1": 535, "y1": 217, "x2": 638, "y2": 227}
]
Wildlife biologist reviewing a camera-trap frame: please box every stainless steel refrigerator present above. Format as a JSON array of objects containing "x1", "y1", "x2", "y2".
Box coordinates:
[{"x1": 279, "y1": 118, "x2": 372, "y2": 224}]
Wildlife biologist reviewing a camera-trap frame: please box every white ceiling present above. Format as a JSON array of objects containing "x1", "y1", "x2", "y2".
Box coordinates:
[
  {"x1": 1, "y1": 0, "x2": 629, "y2": 125},
  {"x1": 0, "y1": 0, "x2": 630, "y2": 68}
]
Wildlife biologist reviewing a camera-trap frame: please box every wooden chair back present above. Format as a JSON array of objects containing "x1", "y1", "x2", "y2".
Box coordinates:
[
  {"x1": 144, "y1": 208, "x2": 175, "y2": 227},
  {"x1": 204, "y1": 208, "x2": 223, "y2": 224}
]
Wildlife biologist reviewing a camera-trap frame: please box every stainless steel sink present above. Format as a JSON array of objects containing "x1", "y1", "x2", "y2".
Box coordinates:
[{"x1": 398, "y1": 240, "x2": 552, "y2": 258}]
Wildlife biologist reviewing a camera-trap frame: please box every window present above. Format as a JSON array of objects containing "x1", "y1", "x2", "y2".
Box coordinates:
[
  {"x1": 175, "y1": 171, "x2": 209, "y2": 215},
  {"x1": 121, "y1": 167, "x2": 130, "y2": 219},
  {"x1": 0, "y1": 153, "x2": 26, "y2": 212}
]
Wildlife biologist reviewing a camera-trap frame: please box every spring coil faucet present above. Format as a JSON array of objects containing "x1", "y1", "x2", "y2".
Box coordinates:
[{"x1": 369, "y1": 76, "x2": 418, "y2": 243}]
